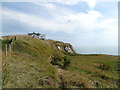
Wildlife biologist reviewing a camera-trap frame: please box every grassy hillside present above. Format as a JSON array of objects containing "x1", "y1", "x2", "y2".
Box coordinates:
[{"x1": 1, "y1": 35, "x2": 119, "y2": 88}]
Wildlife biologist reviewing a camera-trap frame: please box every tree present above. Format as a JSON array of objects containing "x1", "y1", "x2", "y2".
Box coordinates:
[
  {"x1": 36, "y1": 33, "x2": 41, "y2": 38},
  {"x1": 62, "y1": 56, "x2": 70, "y2": 69}
]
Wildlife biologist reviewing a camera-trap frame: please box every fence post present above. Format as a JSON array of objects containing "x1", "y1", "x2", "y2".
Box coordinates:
[
  {"x1": 4, "y1": 44, "x2": 8, "y2": 66},
  {"x1": 9, "y1": 44, "x2": 12, "y2": 57},
  {"x1": 5, "y1": 44, "x2": 7, "y2": 57}
]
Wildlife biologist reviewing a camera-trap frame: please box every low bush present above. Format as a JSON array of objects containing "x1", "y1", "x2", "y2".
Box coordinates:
[
  {"x1": 51, "y1": 54, "x2": 70, "y2": 69},
  {"x1": 62, "y1": 56, "x2": 70, "y2": 69}
]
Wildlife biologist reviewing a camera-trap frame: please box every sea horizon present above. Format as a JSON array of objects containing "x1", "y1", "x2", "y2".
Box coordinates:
[{"x1": 74, "y1": 46, "x2": 118, "y2": 56}]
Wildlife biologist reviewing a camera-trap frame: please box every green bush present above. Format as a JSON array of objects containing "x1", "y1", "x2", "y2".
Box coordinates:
[
  {"x1": 51, "y1": 55, "x2": 70, "y2": 69},
  {"x1": 51, "y1": 54, "x2": 62, "y2": 65},
  {"x1": 62, "y1": 56, "x2": 70, "y2": 69},
  {"x1": 2, "y1": 40, "x2": 11, "y2": 50}
]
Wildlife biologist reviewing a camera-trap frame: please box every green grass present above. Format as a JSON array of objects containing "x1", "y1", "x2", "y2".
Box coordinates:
[
  {"x1": 2, "y1": 35, "x2": 118, "y2": 88},
  {"x1": 2, "y1": 35, "x2": 59, "y2": 88},
  {"x1": 66, "y1": 55, "x2": 118, "y2": 88}
]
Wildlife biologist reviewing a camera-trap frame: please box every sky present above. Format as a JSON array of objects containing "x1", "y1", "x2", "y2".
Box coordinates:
[{"x1": 1, "y1": 0, "x2": 118, "y2": 54}]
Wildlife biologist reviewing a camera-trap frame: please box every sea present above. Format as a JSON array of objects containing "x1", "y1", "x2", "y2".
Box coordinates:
[{"x1": 74, "y1": 46, "x2": 118, "y2": 56}]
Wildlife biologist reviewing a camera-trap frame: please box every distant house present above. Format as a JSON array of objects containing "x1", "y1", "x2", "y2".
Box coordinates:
[
  {"x1": 28, "y1": 32, "x2": 46, "y2": 40},
  {"x1": 40, "y1": 34, "x2": 46, "y2": 40}
]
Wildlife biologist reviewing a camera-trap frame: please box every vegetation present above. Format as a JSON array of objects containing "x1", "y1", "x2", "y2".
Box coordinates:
[
  {"x1": 51, "y1": 54, "x2": 70, "y2": 69},
  {"x1": 1, "y1": 35, "x2": 119, "y2": 88}
]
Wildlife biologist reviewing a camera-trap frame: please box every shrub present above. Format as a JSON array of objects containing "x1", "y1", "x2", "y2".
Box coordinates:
[
  {"x1": 51, "y1": 55, "x2": 70, "y2": 69},
  {"x1": 62, "y1": 56, "x2": 70, "y2": 69},
  {"x1": 51, "y1": 54, "x2": 62, "y2": 65}
]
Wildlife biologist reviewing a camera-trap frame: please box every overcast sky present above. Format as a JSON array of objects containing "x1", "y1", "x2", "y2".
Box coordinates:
[{"x1": 1, "y1": 0, "x2": 118, "y2": 49}]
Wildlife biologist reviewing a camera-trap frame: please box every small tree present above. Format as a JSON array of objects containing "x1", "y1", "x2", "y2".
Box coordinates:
[{"x1": 62, "y1": 56, "x2": 70, "y2": 69}]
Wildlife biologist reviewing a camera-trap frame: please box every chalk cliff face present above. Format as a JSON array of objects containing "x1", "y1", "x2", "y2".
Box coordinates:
[{"x1": 45, "y1": 40, "x2": 76, "y2": 53}]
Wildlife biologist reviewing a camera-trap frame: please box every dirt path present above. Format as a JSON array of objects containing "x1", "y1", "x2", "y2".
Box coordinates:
[
  {"x1": 54, "y1": 65, "x2": 66, "y2": 88},
  {"x1": 48, "y1": 56, "x2": 65, "y2": 88},
  {"x1": 55, "y1": 66, "x2": 63, "y2": 75}
]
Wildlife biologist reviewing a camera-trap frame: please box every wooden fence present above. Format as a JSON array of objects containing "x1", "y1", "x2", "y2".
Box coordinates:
[{"x1": 3, "y1": 38, "x2": 13, "y2": 67}]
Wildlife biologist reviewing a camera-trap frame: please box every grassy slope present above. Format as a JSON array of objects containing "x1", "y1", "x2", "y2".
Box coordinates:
[
  {"x1": 2, "y1": 35, "x2": 118, "y2": 88},
  {"x1": 2, "y1": 35, "x2": 60, "y2": 88},
  {"x1": 67, "y1": 55, "x2": 118, "y2": 88}
]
